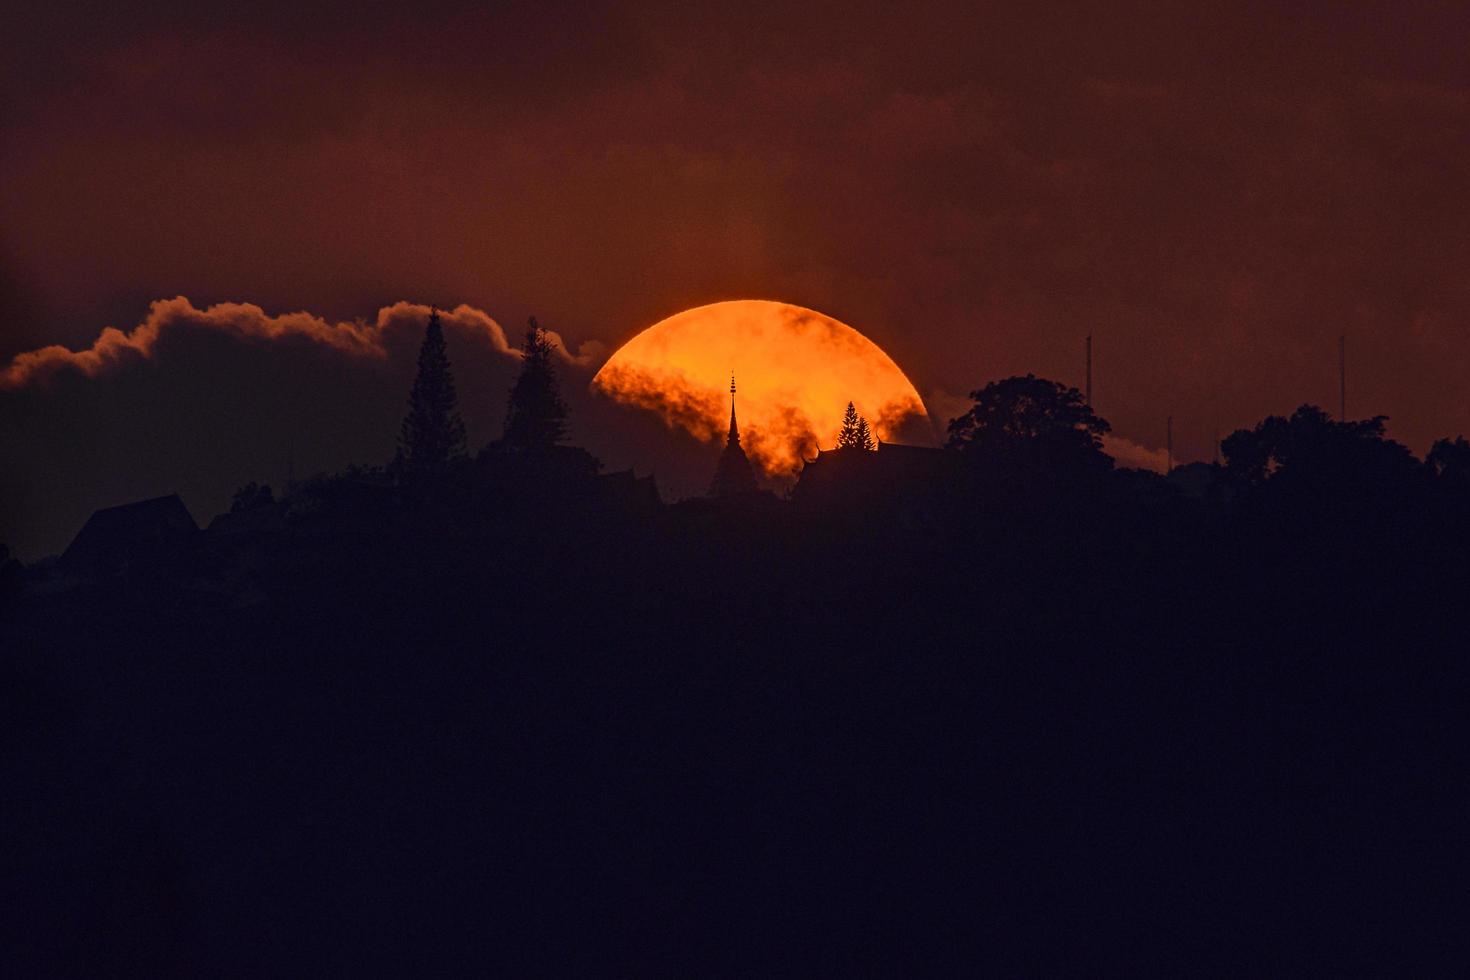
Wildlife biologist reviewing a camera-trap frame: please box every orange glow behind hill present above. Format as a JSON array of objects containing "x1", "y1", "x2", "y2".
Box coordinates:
[{"x1": 591, "y1": 300, "x2": 929, "y2": 477}]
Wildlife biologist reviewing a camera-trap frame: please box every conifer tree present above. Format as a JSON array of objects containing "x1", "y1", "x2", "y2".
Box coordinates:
[
  {"x1": 836, "y1": 401, "x2": 876, "y2": 450},
  {"x1": 502, "y1": 316, "x2": 568, "y2": 450},
  {"x1": 398, "y1": 308, "x2": 467, "y2": 478},
  {"x1": 836, "y1": 402, "x2": 862, "y2": 448}
]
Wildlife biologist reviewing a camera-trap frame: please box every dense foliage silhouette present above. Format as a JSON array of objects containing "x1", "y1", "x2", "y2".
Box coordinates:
[
  {"x1": 4, "y1": 364, "x2": 1469, "y2": 973},
  {"x1": 1427, "y1": 434, "x2": 1470, "y2": 486},
  {"x1": 835, "y1": 400, "x2": 875, "y2": 450},
  {"x1": 229, "y1": 482, "x2": 274, "y2": 513},
  {"x1": 396, "y1": 308, "x2": 468, "y2": 480},
  {"x1": 946, "y1": 373, "x2": 1111, "y2": 479},
  {"x1": 499, "y1": 317, "x2": 568, "y2": 452}
]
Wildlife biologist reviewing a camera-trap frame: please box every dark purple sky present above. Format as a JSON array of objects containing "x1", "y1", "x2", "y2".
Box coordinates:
[{"x1": 3, "y1": 1, "x2": 1468, "y2": 556}]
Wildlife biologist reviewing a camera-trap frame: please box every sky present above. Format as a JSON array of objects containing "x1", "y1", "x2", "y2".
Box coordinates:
[{"x1": 3, "y1": 1, "x2": 1469, "y2": 557}]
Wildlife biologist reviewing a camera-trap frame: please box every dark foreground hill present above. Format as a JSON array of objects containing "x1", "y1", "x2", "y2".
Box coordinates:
[{"x1": 4, "y1": 441, "x2": 1469, "y2": 973}]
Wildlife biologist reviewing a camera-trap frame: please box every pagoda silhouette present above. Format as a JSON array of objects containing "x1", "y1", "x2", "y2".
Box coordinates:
[{"x1": 709, "y1": 373, "x2": 759, "y2": 496}]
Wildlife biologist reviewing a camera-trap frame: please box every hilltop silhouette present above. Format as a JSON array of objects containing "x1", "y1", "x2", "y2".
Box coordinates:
[{"x1": 3, "y1": 310, "x2": 1469, "y2": 973}]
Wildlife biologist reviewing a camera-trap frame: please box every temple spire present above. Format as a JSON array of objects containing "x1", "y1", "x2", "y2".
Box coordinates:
[
  {"x1": 728, "y1": 372, "x2": 740, "y2": 445},
  {"x1": 710, "y1": 370, "x2": 758, "y2": 496}
]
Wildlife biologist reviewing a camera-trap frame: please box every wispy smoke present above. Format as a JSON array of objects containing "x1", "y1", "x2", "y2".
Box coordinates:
[
  {"x1": 592, "y1": 362, "x2": 726, "y2": 443},
  {"x1": 1101, "y1": 435, "x2": 1173, "y2": 474},
  {"x1": 923, "y1": 388, "x2": 973, "y2": 437},
  {"x1": 742, "y1": 405, "x2": 821, "y2": 473}
]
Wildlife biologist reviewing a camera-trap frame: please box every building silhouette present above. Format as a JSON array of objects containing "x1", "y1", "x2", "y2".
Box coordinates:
[
  {"x1": 61, "y1": 494, "x2": 198, "y2": 577},
  {"x1": 709, "y1": 374, "x2": 758, "y2": 497},
  {"x1": 795, "y1": 441, "x2": 957, "y2": 528}
]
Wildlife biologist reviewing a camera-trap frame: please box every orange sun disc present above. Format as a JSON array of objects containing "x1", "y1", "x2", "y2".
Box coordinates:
[{"x1": 591, "y1": 300, "x2": 929, "y2": 476}]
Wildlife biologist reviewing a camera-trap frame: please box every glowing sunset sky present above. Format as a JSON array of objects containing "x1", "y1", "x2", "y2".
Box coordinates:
[{"x1": 3, "y1": 0, "x2": 1469, "y2": 555}]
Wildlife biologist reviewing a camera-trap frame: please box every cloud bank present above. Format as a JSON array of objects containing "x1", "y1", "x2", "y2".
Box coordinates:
[
  {"x1": 1, "y1": 298, "x2": 604, "y2": 392},
  {"x1": 0, "y1": 298, "x2": 614, "y2": 560}
]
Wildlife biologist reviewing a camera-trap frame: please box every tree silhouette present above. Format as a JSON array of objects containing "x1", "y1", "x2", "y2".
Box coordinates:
[
  {"x1": 1426, "y1": 436, "x2": 1470, "y2": 486},
  {"x1": 502, "y1": 317, "x2": 568, "y2": 451},
  {"x1": 946, "y1": 374, "x2": 1110, "y2": 472},
  {"x1": 230, "y1": 482, "x2": 274, "y2": 513},
  {"x1": 835, "y1": 402, "x2": 875, "y2": 450},
  {"x1": 1221, "y1": 405, "x2": 1416, "y2": 487},
  {"x1": 398, "y1": 309, "x2": 467, "y2": 478},
  {"x1": 0, "y1": 540, "x2": 19, "y2": 600}
]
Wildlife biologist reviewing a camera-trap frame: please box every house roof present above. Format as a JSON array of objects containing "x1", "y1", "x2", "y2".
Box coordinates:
[{"x1": 62, "y1": 494, "x2": 198, "y2": 568}]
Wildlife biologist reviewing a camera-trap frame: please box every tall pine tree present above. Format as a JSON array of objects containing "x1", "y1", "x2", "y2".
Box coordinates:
[
  {"x1": 835, "y1": 401, "x2": 876, "y2": 450},
  {"x1": 398, "y1": 308, "x2": 467, "y2": 479},
  {"x1": 502, "y1": 317, "x2": 568, "y2": 450}
]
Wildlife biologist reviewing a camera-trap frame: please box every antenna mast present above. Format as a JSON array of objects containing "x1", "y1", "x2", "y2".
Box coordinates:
[
  {"x1": 1339, "y1": 334, "x2": 1346, "y2": 420},
  {"x1": 1085, "y1": 335, "x2": 1092, "y2": 408},
  {"x1": 1166, "y1": 415, "x2": 1173, "y2": 475}
]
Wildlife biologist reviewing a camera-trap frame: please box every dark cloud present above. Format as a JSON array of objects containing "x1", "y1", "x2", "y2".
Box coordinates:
[
  {"x1": 0, "y1": 297, "x2": 601, "y2": 391},
  {"x1": 0, "y1": 299, "x2": 613, "y2": 559}
]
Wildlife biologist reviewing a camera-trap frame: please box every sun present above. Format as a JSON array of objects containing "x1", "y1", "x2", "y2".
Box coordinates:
[{"x1": 591, "y1": 300, "x2": 929, "y2": 476}]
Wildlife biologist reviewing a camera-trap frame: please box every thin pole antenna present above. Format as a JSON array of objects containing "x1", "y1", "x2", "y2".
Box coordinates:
[
  {"x1": 1212, "y1": 425, "x2": 1219, "y2": 466},
  {"x1": 1166, "y1": 415, "x2": 1173, "y2": 475},
  {"x1": 1339, "y1": 334, "x2": 1346, "y2": 420},
  {"x1": 1085, "y1": 335, "x2": 1092, "y2": 408}
]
